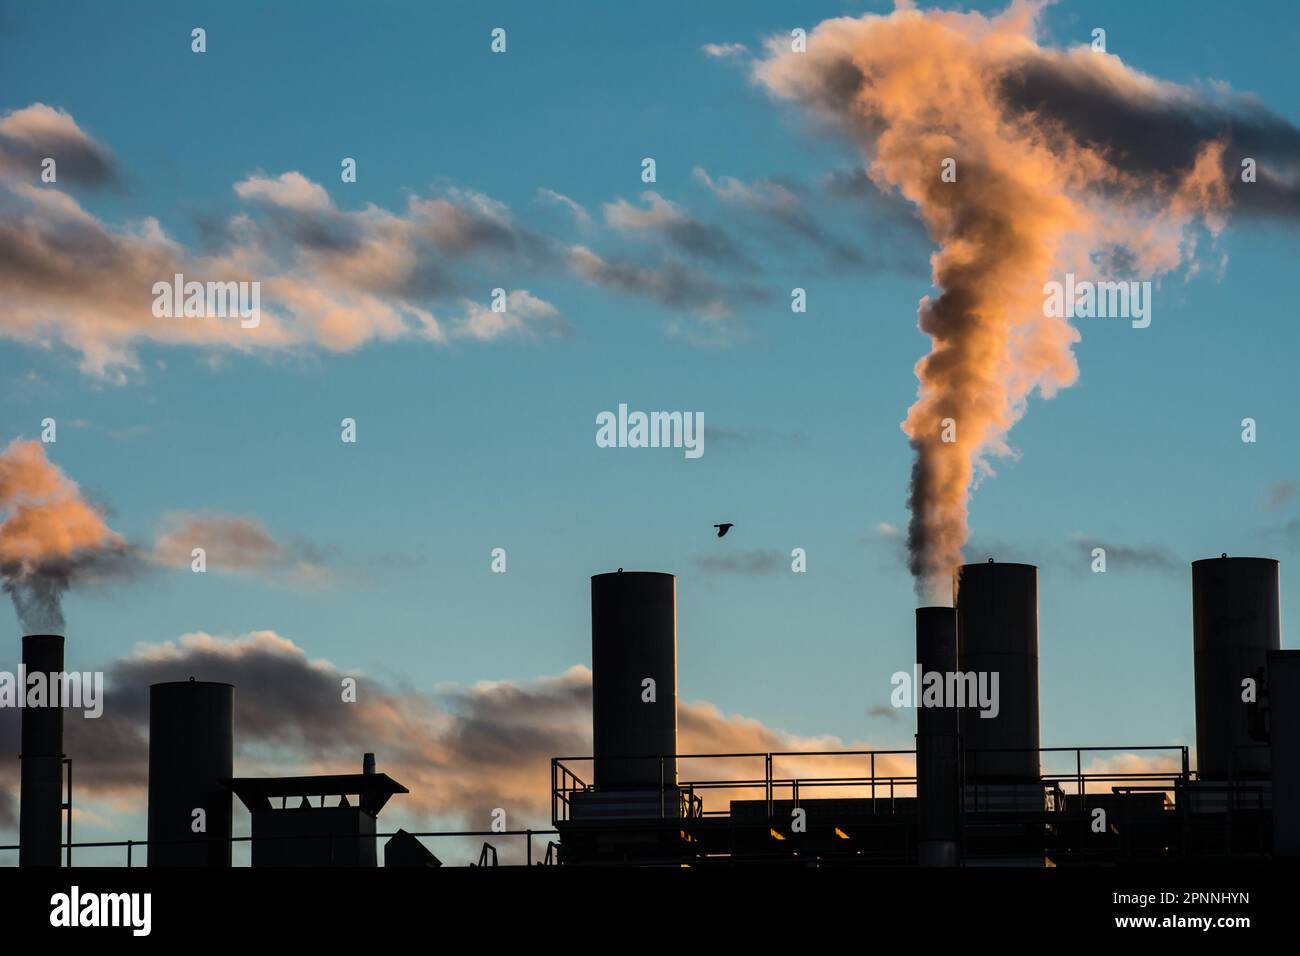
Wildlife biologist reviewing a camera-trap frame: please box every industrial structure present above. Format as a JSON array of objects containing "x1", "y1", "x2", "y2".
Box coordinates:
[
  {"x1": 147, "y1": 680, "x2": 234, "y2": 867},
  {"x1": 18, "y1": 634, "x2": 66, "y2": 868},
  {"x1": 552, "y1": 556, "x2": 1294, "y2": 867},
  {"x1": 225, "y1": 761, "x2": 409, "y2": 866},
  {"x1": 6, "y1": 554, "x2": 1296, "y2": 867}
]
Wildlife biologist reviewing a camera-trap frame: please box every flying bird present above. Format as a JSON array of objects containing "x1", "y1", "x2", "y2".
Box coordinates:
[{"x1": 714, "y1": 523, "x2": 733, "y2": 538}]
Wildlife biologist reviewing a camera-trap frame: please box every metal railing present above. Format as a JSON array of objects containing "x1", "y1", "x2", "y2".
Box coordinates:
[
  {"x1": 553, "y1": 746, "x2": 1203, "y2": 825},
  {"x1": 0, "y1": 827, "x2": 560, "y2": 868},
  {"x1": 551, "y1": 750, "x2": 919, "y2": 825},
  {"x1": 7, "y1": 743, "x2": 1273, "y2": 868}
]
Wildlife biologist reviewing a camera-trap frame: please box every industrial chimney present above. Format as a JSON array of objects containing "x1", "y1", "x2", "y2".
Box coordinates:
[
  {"x1": 1270, "y1": 649, "x2": 1300, "y2": 858},
  {"x1": 915, "y1": 607, "x2": 959, "y2": 866},
  {"x1": 1192, "y1": 556, "x2": 1280, "y2": 779},
  {"x1": 19, "y1": 634, "x2": 65, "y2": 867},
  {"x1": 147, "y1": 680, "x2": 234, "y2": 866},
  {"x1": 590, "y1": 571, "x2": 677, "y2": 791},
  {"x1": 955, "y1": 561, "x2": 1041, "y2": 781}
]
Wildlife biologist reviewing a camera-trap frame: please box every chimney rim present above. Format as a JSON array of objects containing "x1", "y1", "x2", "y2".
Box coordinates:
[
  {"x1": 591, "y1": 570, "x2": 676, "y2": 581},
  {"x1": 1191, "y1": 555, "x2": 1278, "y2": 567}
]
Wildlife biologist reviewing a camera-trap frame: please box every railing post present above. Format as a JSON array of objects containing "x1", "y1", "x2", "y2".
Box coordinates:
[
  {"x1": 126, "y1": 839, "x2": 133, "y2": 868},
  {"x1": 526, "y1": 829, "x2": 532, "y2": 866},
  {"x1": 870, "y1": 752, "x2": 876, "y2": 813},
  {"x1": 765, "y1": 753, "x2": 773, "y2": 819},
  {"x1": 64, "y1": 757, "x2": 73, "y2": 868}
]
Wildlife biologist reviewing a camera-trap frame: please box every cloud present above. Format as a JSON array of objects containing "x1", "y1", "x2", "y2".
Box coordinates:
[
  {"x1": 822, "y1": 168, "x2": 935, "y2": 246},
  {"x1": 0, "y1": 103, "x2": 116, "y2": 188},
  {"x1": 1265, "y1": 481, "x2": 1298, "y2": 512},
  {"x1": 569, "y1": 244, "x2": 717, "y2": 310},
  {"x1": 694, "y1": 167, "x2": 871, "y2": 267},
  {"x1": 450, "y1": 290, "x2": 572, "y2": 342},
  {"x1": 1269, "y1": 516, "x2": 1300, "y2": 553},
  {"x1": 536, "y1": 188, "x2": 592, "y2": 231},
  {"x1": 872, "y1": 525, "x2": 1183, "y2": 579},
  {"x1": 702, "y1": 42, "x2": 749, "y2": 60},
  {"x1": 567, "y1": 244, "x2": 768, "y2": 334},
  {"x1": 604, "y1": 191, "x2": 750, "y2": 266},
  {"x1": 867, "y1": 704, "x2": 902, "y2": 724},
  {"x1": 0, "y1": 630, "x2": 909, "y2": 831},
  {"x1": 5, "y1": 102, "x2": 870, "y2": 373},
  {"x1": 233, "y1": 171, "x2": 332, "y2": 214},
  {"x1": 1067, "y1": 534, "x2": 1180, "y2": 573},
  {"x1": 151, "y1": 513, "x2": 332, "y2": 586},
  {"x1": 0, "y1": 120, "x2": 567, "y2": 379}
]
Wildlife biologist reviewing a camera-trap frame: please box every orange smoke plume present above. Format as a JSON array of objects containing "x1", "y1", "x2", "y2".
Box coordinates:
[
  {"x1": 757, "y1": 1, "x2": 1247, "y2": 601},
  {"x1": 0, "y1": 439, "x2": 124, "y2": 631}
]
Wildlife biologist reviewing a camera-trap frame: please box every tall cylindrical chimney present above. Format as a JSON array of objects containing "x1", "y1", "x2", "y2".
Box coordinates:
[
  {"x1": 19, "y1": 634, "x2": 64, "y2": 867},
  {"x1": 1270, "y1": 650, "x2": 1300, "y2": 859},
  {"x1": 147, "y1": 680, "x2": 234, "y2": 867},
  {"x1": 1192, "y1": 556, "x2": 1280, "y2": 779},
  {"x1": 915, "y1": 607, "x2": 959, "y2": 866},
  {"x1": 955, "y1": 561, "x2": 1040, "y2": 780},
  {"x1": 590, "y1": 571, "x2": 676, "y2": 790}
]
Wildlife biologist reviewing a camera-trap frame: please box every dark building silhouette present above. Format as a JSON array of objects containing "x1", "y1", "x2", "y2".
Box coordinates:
[
  {"x1": 384, "y1": 829, "x2": 442, "y2": 867},
  {"x1": 1270, "y1": 650, "x2": 1300, "y2": 857},
  {"x1": 589, "y1": 570, "x2": 677, "y2": 793},
  {"x1": 915, "y1": 607, "x2": 959, "y2": 866},
  {"x1": 1192, "y1": 556, "x2": 1279, "y2": 779},
  {"x1": 147, "y1": 680, "x2": 233, "y2": 867},
  {"x1": 555, "y1": 557, "x2": 1293, "y2": 867},
  {"x1": 955, "y1": 561, "x2": 1040, "y2": 782},
  {"x1": 560, "y1": 571, "x2": 683, "y2": 860},
  {"x1": 225, "y1": 756, "x2": 408, "y2": 866},
  {"x1": 18, "y1": 634, "x2": 65, "y2": 868},
  {"x1": 9, "y1": 554, "x2": 1297, "y2": 868}
]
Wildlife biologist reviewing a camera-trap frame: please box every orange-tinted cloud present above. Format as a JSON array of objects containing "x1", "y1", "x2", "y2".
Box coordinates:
[
  {"x1": 151, "y1": 512, "x2": 332, "y2": 587},
  {"x1": 0, "y1": 107, "x2": 565, "y2": 380},
  {"x1": 0, "y1": 631, "x2": 910, "y2": 833}
]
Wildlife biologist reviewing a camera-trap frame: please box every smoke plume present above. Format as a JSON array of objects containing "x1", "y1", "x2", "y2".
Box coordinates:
[
  {"x1": 756, "y1": 1, "x2": 1298, "y2": 601},
  {"x1": 0, "y1": 439, "x2": 125, "y2": 632}
]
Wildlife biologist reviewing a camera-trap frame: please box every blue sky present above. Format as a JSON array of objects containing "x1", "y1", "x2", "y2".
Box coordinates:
[{"x1": 0, "y1": 0, "x2": 1297, "y2": 855}]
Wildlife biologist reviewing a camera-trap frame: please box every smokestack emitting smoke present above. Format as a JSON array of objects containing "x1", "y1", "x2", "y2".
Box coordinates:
[
  {"x1": 0, "y1": 439, "x2": 124, "y2": 631},
  {"x1": 757, "y1": 1, "x2": 1298, "y2": 602}
]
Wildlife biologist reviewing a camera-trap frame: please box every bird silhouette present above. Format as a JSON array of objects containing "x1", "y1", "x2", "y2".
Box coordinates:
[{"x1": 714, "y1": 523, "x2": 734, "y2": 538}]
